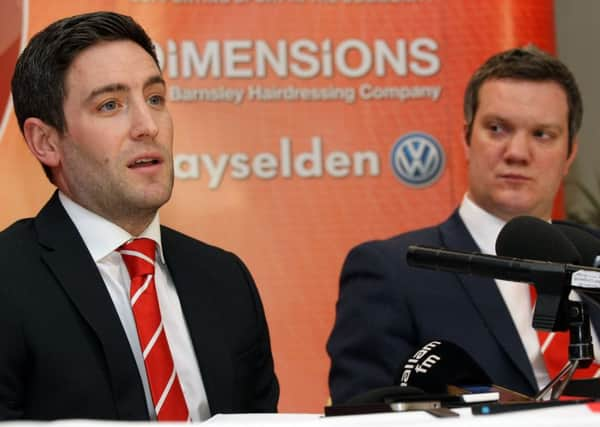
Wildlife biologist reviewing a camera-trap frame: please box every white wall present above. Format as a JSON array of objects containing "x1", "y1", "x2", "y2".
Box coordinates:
[{"x1": 555, "y1": 0, "x2": 600, "y2": 225}]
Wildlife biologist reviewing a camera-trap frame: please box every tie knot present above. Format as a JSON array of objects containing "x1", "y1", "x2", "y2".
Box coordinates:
[{"x1": 118, "y1": 238, "x2": 157, "y2": 278}]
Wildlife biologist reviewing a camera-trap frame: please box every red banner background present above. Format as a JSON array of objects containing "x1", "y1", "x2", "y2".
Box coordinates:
[{"x1": 0, "y1": 0, "x2": 556, "y2": 412}]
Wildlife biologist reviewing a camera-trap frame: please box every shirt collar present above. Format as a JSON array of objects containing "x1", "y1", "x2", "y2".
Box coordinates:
[
  {"x1": 458, "y1": 194, "x2": 506, "y2": 255},
  {"x1": 58, "y1": 191, "x2": 165, "y2": 263}
]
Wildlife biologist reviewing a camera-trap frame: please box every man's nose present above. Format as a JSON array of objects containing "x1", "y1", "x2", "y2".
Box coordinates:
[
  {"x1": 503, "y1": 131, "x2": 531, "y2": 163},
  {"x1": 130, "y1": 101, "x2": 159, "y2": 140}
]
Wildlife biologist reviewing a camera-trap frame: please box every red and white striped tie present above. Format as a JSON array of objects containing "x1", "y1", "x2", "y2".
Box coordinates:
[
  {"x1": 119, "y1": 238, "x2": 189, "y2": 421},
  {"x1": 530, "y1": 286, "x2": 600, "y2": 380}
]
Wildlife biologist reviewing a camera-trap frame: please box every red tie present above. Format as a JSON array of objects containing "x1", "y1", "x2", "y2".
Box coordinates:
[
  {"x1": 530, "y1": 286, "x2": 600, "y2": 380},
  {"x1": 119, "y1": 238, "x2": 190, "y2": 421}
]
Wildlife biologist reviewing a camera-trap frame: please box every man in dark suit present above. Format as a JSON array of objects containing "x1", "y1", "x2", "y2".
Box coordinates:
[
  {"x1": 327, "y1": 46, "x2": 600, "y2": 403},
  {"x1": 0, "y1": 11, "x2": 278, "y2": 420}
]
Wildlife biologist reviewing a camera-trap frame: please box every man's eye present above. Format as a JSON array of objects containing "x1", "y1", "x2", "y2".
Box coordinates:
[
  {"x1": 533, "y1": 130, "x2": 552, "y2": 139},
  {"x1": 99, "y1": 100, "x2": 118, "y2": 112},
  {"x1": 488, "y1": 123, "x2": 505, "y2": 135},
  {"x1": 148, "y1": 95, "x2": 165, "y2": 106}
]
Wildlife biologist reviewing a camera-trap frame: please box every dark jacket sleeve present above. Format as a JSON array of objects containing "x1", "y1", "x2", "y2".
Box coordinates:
[
  {"x1": 0, "y1": 285, "x2": 26, "y2": 420},
  {"x1": 326, "y1": 240, "x2": 418, "y2": 404},
  {"x1": 232, "y1": 255, "x2": 279, "y2": 412}
]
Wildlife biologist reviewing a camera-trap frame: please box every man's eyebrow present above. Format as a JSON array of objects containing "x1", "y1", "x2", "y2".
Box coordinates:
[
  {"x1": 145, "y1": 75, "x2": 166, "y2": 89},
  {"x1": 84, "y1": 75, "x2": 166, "y2": 103},
  {"x1": 479, "y1": 113, "x2": 507, "y2": 121},
  {"x1": 85, "y1": 83, "x2": 129, "y2": 103}
]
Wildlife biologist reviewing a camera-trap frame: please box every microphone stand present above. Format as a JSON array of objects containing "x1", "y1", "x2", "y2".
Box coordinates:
[{"x1": 535, "y1": 300, "x2": 595, "y2": 401}]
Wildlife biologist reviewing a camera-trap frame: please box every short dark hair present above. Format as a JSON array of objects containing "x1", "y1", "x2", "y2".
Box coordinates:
[
  {"x1": 11, "y1": 11, "x2": 159, "y2": 180},
  {"x1": 463, "y1": 45, "x2": 582, "y2": 154}
]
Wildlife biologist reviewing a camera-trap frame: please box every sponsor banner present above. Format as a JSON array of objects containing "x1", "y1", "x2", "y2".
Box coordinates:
[
  {"x1": 0, "y1": 0, "x2": 556, "y2": 412},
  {"x1": 0, "y1": 0, "x2": 26, "y2": 142}
]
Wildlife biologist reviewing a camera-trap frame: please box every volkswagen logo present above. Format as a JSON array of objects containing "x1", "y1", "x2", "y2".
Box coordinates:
[{"x1": 390, "y1": 132, "x2": 445, "y2": 187}]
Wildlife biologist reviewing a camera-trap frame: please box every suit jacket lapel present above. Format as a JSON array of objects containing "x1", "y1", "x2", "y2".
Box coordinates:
[
  {"x1": 161, "y1": 228, "x2": 233, "y2": 415},
  {"x1": 34, "y1": 193, "x2": 148, "y2": 419},
  {"x1": 439, "y1": 211, "x2": 537, "y2": 392}
]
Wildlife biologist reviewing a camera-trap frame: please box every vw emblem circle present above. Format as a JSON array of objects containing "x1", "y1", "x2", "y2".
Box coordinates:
[{"x1": 390, "y1": 132, "x2": 445, "y2": 187}]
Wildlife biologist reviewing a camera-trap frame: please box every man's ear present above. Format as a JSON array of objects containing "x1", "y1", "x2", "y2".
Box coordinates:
[
  {"x1": 564, "y1": 137, "x2": 579, "y2": 177},
  {"x1": 22, "y1": 118, "x2": 61, "y2": 168},
  {"x1": 463, "y1": 121, "x2": 470, "y2": 161}
]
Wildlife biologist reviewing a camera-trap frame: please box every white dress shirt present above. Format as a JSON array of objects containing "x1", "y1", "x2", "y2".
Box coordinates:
[
  {"x1": 58, "y1": 192, "x2": 210, "y2": 421},
  {"x1": 458, "y1": 195, "x2": 550, "y2": 390},
  {"x1": 458, "y1": 194, "x2": 600, "y2": 390}
]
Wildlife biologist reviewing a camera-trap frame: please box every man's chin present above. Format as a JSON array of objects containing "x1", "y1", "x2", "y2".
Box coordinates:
[
  {"x1": 131, "y1": 186, "x2": 173, "y2": 210},
  {"x1": 497, "y1": 201, "x2": 544, "y2": 220}
]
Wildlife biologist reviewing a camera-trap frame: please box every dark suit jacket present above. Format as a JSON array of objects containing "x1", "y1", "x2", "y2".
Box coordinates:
[
  {"x1": 0, "y1": 192, "x2": 278, "y2": 420},
  {"x1": 327, "y1": 210, "x2": 600, "y2": 404}
]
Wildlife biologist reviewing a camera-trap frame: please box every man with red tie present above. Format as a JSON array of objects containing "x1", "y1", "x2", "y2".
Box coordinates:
[
  {"x1": 0, "y1": 11, "x2": 278, "y2": 420},
  {"x1": 328, "y1": 46, "x2": 600, "y2": 404}
]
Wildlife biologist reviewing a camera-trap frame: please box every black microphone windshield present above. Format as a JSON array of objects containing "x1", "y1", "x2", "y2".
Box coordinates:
[
  {"x1": 394, "y1": 340, "x2": 491, "y2": 393},
  {"x1": 554, "y1": 222, "x2": 600, "y2": 267},
  {"x1": 496, "y1": 216, "x2": 581, "y2": 264}
]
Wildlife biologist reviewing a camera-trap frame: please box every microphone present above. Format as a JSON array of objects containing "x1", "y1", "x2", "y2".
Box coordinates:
[
  {"x1": 495, "y1": 216, "x2": 600, "y2": 310},
  {"x1": 406, "y1": 245, "x2": 573, "y2": 283},
  {"x1": 405, "y1": 245, "x2": 600, "y2": 330},
  {"x1": 395, "y1": 340, "x2": 491, "y2": 393},
  {"x1": 554, "y1": 223, "x2": 600, "y2": 267},
  {"x1": 340, "y1": 340, "x2": 496, "y2": 410},
  {"x1": 495, "y1": 216, "x2": 581, "y2": 264}
]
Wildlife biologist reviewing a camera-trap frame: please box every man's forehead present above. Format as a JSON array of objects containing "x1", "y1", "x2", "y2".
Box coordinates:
[
  {"x1": 479, "y1": 78, "x2": 568, "y2": 100},
  {"x1": 64, "y1": 40, "x2": 161, "y2": 98},
  {"x1": 476, "y1": 78, "x2": 569, "y2": 118}
]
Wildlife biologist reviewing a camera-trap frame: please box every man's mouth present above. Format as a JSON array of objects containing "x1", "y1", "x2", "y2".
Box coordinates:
[
  {"x1": 128, "y1": 157, "x2": 161, "y2": 168},
  {"x1": 499, "y1": 173, "x2": 530, "y2": 181}
]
